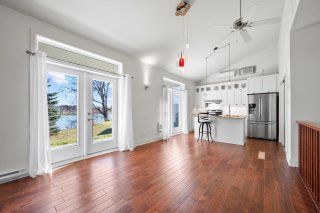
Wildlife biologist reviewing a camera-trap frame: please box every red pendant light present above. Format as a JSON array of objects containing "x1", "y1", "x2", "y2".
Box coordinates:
[{"x1": 179, "y1": 52, "x2": 185, "y2": 67}]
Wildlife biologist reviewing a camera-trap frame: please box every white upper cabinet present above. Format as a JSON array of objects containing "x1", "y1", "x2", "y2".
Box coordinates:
[
  {"x1": 195, "y1": 80, "x2": 248, "y2": 108},
  {"x1": 199, "y1": 87, "x2": 205, "y2": 108},
  {"x1": 227, "y1": 83, "x2": 235, "y2": 105},
  {"x1": 220, "y1": 84, "x2": 228, "y2": 107},
  {"x1": 205, "y1": 86, "x2": 213, "y2": 100},
  {"x1": 212, "y1": 85, "x2": 221, "y2": 100},
  {"x1": 247, "y1": 77, "x2": 262, "y2": 94},
  {"x1": 234, "y1": 83, "x2": 242, "y2": 105},
  {"x1": 247, "y1": 74, "x2": 278, "y2": 94},
  {"x1": 241, "y1": 82, "x2": 248, "y2": 105},
  {"x1": 262, "y1": 75, "x2": 278, "y2": 93}
]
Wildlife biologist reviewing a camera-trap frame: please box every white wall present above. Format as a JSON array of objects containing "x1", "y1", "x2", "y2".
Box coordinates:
[
  {"x1": 290, "y1": 23, "x2": 320, "y2": 167},
  {"x1": 0, "y1": 5, "x2": 195, "y2": 175},
  {"x1": 278, "y1": 0, "x2": 320, "y2": 167},
  {"x1": 198, "y1": 45, "x2": 278, "y2": 85},
  {"x1": 277, "y1": 0, "x2": 300, "y2": 166}
]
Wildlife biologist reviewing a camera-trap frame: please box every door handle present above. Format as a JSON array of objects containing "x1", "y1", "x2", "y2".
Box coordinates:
[{"x1": 88, "y1": 118, "x2": 94, "y2": 121}]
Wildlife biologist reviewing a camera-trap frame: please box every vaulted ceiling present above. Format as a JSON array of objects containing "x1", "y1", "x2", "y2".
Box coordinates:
[{"x1": 0, "y1": 0, "x2": 284, "y2": 81}]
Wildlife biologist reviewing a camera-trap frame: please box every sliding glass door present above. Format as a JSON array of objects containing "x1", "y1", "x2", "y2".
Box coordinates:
[{"x1": 47, "y1": 63, "x2": 118, "y2": 163}]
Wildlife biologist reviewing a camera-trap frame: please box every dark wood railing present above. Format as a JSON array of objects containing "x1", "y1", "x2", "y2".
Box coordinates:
[{"x1": 298, "y1": 121, "x2": 320, "y2": 208}]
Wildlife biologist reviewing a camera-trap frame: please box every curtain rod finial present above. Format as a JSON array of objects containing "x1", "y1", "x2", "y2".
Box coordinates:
[{"x1": 26, "y1": 50, "x2": 35, "y2": 55}]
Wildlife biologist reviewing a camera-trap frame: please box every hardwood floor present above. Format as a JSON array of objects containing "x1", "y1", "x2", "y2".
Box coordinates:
[{"x1": 0, "y1": 133, "x2": 318, "y2": 213}]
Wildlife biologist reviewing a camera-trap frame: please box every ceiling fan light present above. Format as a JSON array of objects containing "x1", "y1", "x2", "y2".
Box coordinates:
[{"x1": 240, "y1": 29, "x2": 251, "y2": 42}]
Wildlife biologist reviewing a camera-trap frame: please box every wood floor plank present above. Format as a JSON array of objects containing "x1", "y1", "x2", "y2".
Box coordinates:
[{"x1": 0, "y1": 134, "x2": 318, "y2": 213}]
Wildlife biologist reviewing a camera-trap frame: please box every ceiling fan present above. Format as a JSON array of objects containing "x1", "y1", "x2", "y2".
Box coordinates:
[{"x1": 211, "y1": 0, "x2": 281, "y2": 43}]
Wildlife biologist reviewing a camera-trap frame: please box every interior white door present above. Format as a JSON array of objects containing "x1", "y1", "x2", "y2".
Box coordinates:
[
  {"x1": 47, "y1": 63, "x2": 85, "y2": 163},
  {"x1": 86, "y1": 74, "x2": 118, "y2": 154}
]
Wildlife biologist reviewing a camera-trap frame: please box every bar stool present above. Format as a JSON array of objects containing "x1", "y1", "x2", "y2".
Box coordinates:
[{"x1": 197, "y1": 113, "x2": 214, "y2": 143}]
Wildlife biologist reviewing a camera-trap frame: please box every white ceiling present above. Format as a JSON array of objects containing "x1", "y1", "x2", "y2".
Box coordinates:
[
  {"x1": 293, "y1": 0, "x2": 320, "y2": 30},
  {"x1": 0, "y1": 0, "x2": 284, "y2": 81}
]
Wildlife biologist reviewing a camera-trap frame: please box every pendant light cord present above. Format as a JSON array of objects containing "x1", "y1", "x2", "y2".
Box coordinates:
[
  {"x1": 240, "y1": 0, "x2": 242, "y2": 19},
  {"x1": 187, "y1": 14, "x2": 189, "y2": 46},
  {"x1": 182, "y1": 16, "x2": 185, "y2": 54},
  {"x1": 229, "y1": 43, "x2": 231, "y2": 83},
  {"x1": 206, "y1": 58, "x2": 208, "y2": 87}
]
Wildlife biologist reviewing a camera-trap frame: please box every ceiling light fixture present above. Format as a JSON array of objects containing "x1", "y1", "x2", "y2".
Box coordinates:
[{"x1": 176, "y1": 1, "x2": 192, "y2": 70}]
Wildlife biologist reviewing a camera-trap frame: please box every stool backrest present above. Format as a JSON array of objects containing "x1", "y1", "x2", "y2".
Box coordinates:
[{"x1": 198, "y1": 112, "x2": 209, "y2": 123}]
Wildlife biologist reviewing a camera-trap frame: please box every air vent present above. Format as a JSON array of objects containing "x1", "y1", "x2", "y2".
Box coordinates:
[{"x1": 239, "y1": 66, "x2": 256, "y2": 76}]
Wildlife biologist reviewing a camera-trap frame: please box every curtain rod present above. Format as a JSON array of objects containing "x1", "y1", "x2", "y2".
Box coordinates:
[{"x1": 26, "y1": 50, "x2": 133, "y2": 78}]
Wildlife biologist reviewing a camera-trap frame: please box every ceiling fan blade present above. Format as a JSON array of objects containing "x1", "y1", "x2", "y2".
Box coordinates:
[
  {"x1": 251, "y1": 17, "x2": 281, "y2": 27},
  {"x1": 240, "y1": 29, "x2": 252, "y2": 43},
  {"x1": 242, "y1": 4, "x2": 260, "y2": 22}
]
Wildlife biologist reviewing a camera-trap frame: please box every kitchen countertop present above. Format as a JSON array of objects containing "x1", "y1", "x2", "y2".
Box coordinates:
[{"x1": 192, "y1": 112, "x2": 246, "y2": 119}]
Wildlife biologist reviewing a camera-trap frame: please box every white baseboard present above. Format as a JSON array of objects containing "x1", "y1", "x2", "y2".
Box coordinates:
[
  {"x1": 289, "y1": 158, "x2": 299, "y2": 167},
  {"x1": 286, "y1": 153, "x2": 299, "y2": 167}
]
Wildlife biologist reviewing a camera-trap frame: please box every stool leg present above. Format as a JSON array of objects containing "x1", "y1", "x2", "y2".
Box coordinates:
[
  {"x1": 206, "y1": 123, "x2": 210, "y2": 142},
  {"x1": 209, "y1": 124, "x2": 214, "y2": 142},
  {"x1": 200, "y1": 123, "x2": 204, "y2": 141},
  {"x1": 197, "y1": 123, "x2": 201, "y2": 142}
]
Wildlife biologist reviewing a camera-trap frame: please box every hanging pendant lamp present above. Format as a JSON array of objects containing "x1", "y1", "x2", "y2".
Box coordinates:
[{"x1": 179, "y1": 52, "x2": 185, "y2": 67}]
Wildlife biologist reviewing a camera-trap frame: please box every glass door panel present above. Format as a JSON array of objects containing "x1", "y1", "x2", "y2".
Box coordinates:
[
  {"x1": 47, "y1": 63, "x2": 84, "y2": 163},
  {"x1": 91, "y1": 79, "x2": 113, "y2": 143},
  {"x1": 87, "y1": 74, "x2": 118, "y2": 154},
  {"x1": 171, "y1": 90, "x2": 181, "y2": 135}
]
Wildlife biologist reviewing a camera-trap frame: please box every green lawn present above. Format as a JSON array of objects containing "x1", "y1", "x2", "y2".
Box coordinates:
[{"x1": 50, "y1": 121, "x2": 112, "y2": 147}]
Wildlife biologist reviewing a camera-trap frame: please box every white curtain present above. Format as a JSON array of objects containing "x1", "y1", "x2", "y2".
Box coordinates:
[
  {"x1": 29, "y1": 51, "x2": 52, "y2": 178},
  {"x1": 162, "y1": 86, "x2": 170, "y2": 140},
  {"x1": 118, "y1": 74, "x2": 135, "y2": 151},
  {"x1": 181, "y1": 90, "x2": 189, "y2": 134}
]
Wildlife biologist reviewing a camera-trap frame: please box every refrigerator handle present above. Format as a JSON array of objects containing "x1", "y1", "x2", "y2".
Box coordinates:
[
  {"x1": 260, "y1": 98, "x2": 263, "y2": 118},
  {"x1": 258, "y1": 98, "x2": 261, "y2": 118}
]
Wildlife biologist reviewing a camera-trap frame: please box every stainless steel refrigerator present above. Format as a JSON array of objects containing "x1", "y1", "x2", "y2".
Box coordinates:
[{"x1": 247, "y1": 93, "x2": 278, "y2": 140}]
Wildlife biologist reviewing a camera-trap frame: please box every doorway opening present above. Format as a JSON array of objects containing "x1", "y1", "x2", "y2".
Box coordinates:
[{"x1": 163, "y1": 78, "x2": 188, "y2": 137}]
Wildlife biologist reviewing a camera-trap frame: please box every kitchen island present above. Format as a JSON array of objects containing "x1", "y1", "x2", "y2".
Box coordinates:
[{"x1": 193, "y1": 113, "x2": 246, "y2": 145}]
